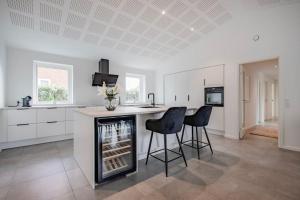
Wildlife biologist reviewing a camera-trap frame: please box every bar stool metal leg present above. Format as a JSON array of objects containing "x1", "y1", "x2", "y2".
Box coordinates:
[
  {"x1": 176, "y1": 133, "x2": 187, "y2": 167},
  {"x1": 179, "y1": 124, "x2": 185, "y2": 152},
  {"x1": 203, "y1": 127, "x2": 213, "y2": 154},
  {"x1": 192, "y1": 126, "x2": 194, "y2": 147},
  {"x1": 145, "y1": 131, "x2": 154, "y2": 165},
  {"x1": 195, "y1": 127, "x2": 200, "y2": 159},
  {"x1": 164, "y1": 134, "x2": 168, "y2": 177}
]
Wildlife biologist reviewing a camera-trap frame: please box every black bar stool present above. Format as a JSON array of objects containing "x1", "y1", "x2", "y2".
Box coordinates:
[
  {"x1": 180, "y1": 106, "x2": 213, "y2": 159},
  {"x1": 145, "y1": 107, "x2": 187, "y2": 177}
]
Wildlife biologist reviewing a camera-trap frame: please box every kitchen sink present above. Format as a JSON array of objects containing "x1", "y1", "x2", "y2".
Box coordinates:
[{"x1": 139, "y1": 105, "x2": 160, "y2": 108}]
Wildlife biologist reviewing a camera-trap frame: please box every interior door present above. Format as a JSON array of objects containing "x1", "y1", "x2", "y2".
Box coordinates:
[{"x1": 239, "y1": 65, "x2": 246, "y2": 139}]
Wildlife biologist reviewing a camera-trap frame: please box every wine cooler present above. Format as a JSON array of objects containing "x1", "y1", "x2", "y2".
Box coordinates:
[{"x1": 95, "y1": 115, "x2": 136, "y2": 183}]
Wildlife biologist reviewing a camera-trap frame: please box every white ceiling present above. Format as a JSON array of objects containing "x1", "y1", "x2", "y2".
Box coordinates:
[{"x1": 0, "y1": 0, "x2": 299, "y2": 69}]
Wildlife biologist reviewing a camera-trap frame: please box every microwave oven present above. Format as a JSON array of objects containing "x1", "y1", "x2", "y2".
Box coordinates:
[{"x1": 204, "y1": 87, "x2": 224, "y2": 107}]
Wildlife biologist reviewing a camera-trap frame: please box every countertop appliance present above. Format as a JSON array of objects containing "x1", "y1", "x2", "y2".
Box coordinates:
[
  {"x1": 22, "y1": 96, "x2": 32, "y2": 107},
  {"x1": 205, "y1": 87, "x2": 224, "y2": 107},
  {"x1": 95, "y1": 115, "x2": 136, "y2": 183},
  {"x1": 92, "y1": 59, "x2": 118, "y2": 87}
]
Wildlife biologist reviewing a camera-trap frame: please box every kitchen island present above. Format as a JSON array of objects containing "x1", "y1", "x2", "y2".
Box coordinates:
[{"x1": 74, "y1": 106, "x2": 195, "y2": 188}]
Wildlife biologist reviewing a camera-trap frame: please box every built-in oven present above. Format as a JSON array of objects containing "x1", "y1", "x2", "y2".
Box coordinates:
[{"x1": 205, "y1": 87, "x2": 224, "y2": 107}]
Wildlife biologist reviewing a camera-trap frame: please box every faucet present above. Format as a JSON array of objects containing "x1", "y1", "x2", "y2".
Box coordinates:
[{"x1": 148, "y1": 93, "x2": 155, "y2": 107}]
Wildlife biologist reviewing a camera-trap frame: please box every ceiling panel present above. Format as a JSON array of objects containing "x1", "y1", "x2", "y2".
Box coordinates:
[
  {"x1": 88, "y1": 21, "x2": 107, "y2": 35},
  {"x1": 99, "y1": 0, "x2": 123, "y2": 8},
  {"x1": 46, "y1": 0, "x2": 65, "y2": 6},
  {"x1": 40, "y1": 3, "x2": 62, "y2": 23},
  {"x1": 196, "y1": 0, "x2": 218, "y2": 12},
  {"x1": 83, "y1": 33, "x2": 100, "y2": 44},
  {"x1": 94, "y1": 4, "x2": 115, "y2": 23},
  {"x1": 7, "y1": 0, "x2": 34, "y2": 14},
  {"x1": 40, "y1": 20, "x2": 60, "y2": 35},
  {"x1": 121, "y1": 0, "x2": 145, "y2": 17},
  {"x1": 66, "y1": 13, "x2": 86, "y2": 29},
  {"x1": 4, "y1": 0, "x2": 234, "y2": 60},
  {"x1": 69, "y1": 0, "x2": 93, "y2": 16},
  {"x1": 63, "y1": 27, "x2": 81, "y2": 40},
  {"x1": 9, "y1": 11, "x2": 34, "y2": 29},
  {"x1": 113, "y1": 14, "x2": 133, "y2": 29}
]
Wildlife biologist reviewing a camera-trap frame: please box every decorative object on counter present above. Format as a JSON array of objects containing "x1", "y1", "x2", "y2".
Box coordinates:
[
  {"x1": 97, "y1": 82, "x2": 119, "y2": 111},
  {"x1": 22, "y1": 96, "x2": 32, "y2": 107}
]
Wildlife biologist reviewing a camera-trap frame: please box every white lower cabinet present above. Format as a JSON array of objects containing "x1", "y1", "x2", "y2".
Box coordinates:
[
  {"x1": 37, "y1": 121, "x2": 66, "y2": 138},
  {"x1": 66, "y1": 121, "x2": 74, "y2": 134},
  {"x1": 8, "y1": 124, "x2": 37, "y2": 142},
  {"x1": 207, "y1": 107, "x2": 224, "y2": 131}
]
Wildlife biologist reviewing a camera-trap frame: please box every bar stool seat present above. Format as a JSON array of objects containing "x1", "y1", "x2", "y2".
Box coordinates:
[
  {"x1": 145, "y1": 107, "x2": 188, "y2": 177},
  {"x1": 180, "y1": 106, "x2": 213, "y2": 159}
]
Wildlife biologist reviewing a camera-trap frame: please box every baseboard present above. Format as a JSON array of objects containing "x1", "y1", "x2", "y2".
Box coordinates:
[
  {"x1": 280, "y1": 145, "x2": 300, "y2": 152},
  {"x1": 0, "y1": 134, "x2": 73, "y2": 150},
  {"x1": 206, "y1": 128, "x2": 224, "y2": 136}
]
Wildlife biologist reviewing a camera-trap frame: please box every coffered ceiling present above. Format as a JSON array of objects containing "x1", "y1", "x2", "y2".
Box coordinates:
[{"x1": 1, "y1": 0, "x2": 299, "y2": 68}]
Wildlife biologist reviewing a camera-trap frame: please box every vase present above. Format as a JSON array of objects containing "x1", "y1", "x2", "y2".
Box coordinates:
[{"x1": 105, "y1": 97, "x2": 118, "y2": 111}]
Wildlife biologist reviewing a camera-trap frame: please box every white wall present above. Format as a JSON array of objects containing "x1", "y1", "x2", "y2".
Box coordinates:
[
  {"x1": 155, "y1": 4, "x2": 300, "y2": 150},
  {"x1": 0, "y1": 40, "x2": 6, "y2": 108},
  {"x1": 5, "y1": 47, "x2": 156, "y2": 106}
]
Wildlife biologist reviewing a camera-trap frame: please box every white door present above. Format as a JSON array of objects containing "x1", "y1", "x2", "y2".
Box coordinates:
[{"x1": 239, "y1": 65, "x2": 246, "y2": 139}]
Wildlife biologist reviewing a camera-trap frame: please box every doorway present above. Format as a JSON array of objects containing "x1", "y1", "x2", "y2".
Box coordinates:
[{"x1": 239, "y1": 58, "x2": 279, "y2": 140}]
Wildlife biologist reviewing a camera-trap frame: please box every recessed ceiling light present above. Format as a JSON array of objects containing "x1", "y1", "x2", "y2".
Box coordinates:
[
  {"x1": 274, "y1": 65, "x2": 278, "y2": 69},
  {"x1": 161, "y1": 10, "x2": 166, "y2": 15},
  {"x1": 190, "y1": 27, "x2": 194, "y2": 31}
]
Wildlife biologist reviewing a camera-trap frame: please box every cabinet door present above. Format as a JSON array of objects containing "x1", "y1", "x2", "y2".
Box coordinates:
[
  {"x1": 174, "y1": 72, "x2": 189, "y2": 107},
  {"x1": 188, "y1": 69, "x2": 204, "y2": 108},
  {"x1": 37, "y1": 108, "x2": 66, "y2": 123},
  {"x1": 7, "y1": 109, "x2": 36, "y2": 125},
  {"x1": 8, "y1": 124, "x2": 37, "y2": 141},
  {"x1": 204, "y1": 65, "x2": 224, "y2": 86},
  {"x1": 66, "y1": 121, "x2": 74, "y2": 134},
  {"x1": 37, "y1": 121, "x2": 66, "y2": 137},
  {"x1": 164, "y1": 74, "x2": 177, "y2": 106},
  {"x1": 207, "y1": 107, "x2": 224, "y2": 131}
]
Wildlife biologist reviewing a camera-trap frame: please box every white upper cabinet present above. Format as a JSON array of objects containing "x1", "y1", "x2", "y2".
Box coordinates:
[
  {"x1": 203, "y1": 65, "x2": 224, "y2": 87},
  {"x1": 174, "y1": 72, "x2": 189, "y2": 106},
  {"x1": 164, "y1": 74, "x2": 177, "y2": 106},
  {"x1": 187, "y1": 70, "x2": 204, "y2": 108}
]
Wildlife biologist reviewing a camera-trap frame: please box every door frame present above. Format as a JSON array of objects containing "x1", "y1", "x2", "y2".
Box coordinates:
[{"x1": 238, "y1": 58, "x2": 282, "y2": 147}]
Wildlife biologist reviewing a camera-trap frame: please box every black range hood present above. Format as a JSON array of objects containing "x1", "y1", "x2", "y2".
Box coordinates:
[{"x1": 92, "y1": 59, "x2": 118, "y2": 86}]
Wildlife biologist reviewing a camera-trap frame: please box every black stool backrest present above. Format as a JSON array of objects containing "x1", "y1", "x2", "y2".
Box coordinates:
[
  {"x1": 193, "y1": 106, "x2": 213, "y2": 127},
  {"x1": 161, "y1": 107, "x2": 187, "y2": 134}
]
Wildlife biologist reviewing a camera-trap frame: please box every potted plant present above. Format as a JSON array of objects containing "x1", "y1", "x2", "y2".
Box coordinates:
[{"x1": 97, "y1": 82, "x2": 119, "y2": 111}]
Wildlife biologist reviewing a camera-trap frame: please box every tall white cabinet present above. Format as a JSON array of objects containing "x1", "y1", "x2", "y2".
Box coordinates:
[{"x1": 164, "y1": 65, "x2": 225, "y2": 133}]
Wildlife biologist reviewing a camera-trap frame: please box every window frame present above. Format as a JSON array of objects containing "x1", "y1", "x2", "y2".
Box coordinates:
[
  {"x1": 33, "y1": 60, "x2": 74, "y2": 105},
  {"x1": 125, "y1": 73, "x2": 146, "y2": 104}
]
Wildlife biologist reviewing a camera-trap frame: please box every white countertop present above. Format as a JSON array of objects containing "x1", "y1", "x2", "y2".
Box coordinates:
[
  {"x1": 75, "y1": 106, "x2": 196, "y2": 118},
  {"x1": 1, "y1": 104, "x2": 88, "y2": 110}
]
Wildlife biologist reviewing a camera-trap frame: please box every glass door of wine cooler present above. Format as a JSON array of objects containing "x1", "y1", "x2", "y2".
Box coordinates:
[{"x1": 95, "y1": 115, "x2": 136, "y2": 183}]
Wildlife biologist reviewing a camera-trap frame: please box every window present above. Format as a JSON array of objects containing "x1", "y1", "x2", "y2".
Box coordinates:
[
  {"x1": 125, "y1": 73, "x2": 145, "y2": 104},
  {"x1": 33, "y1": 61, "x2": 73, "y2": 104}
]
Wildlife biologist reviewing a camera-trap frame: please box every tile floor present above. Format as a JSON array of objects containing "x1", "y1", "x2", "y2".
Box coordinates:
[{"x1": 0, "y1": 134, "x2": 300, "y2": 200}]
